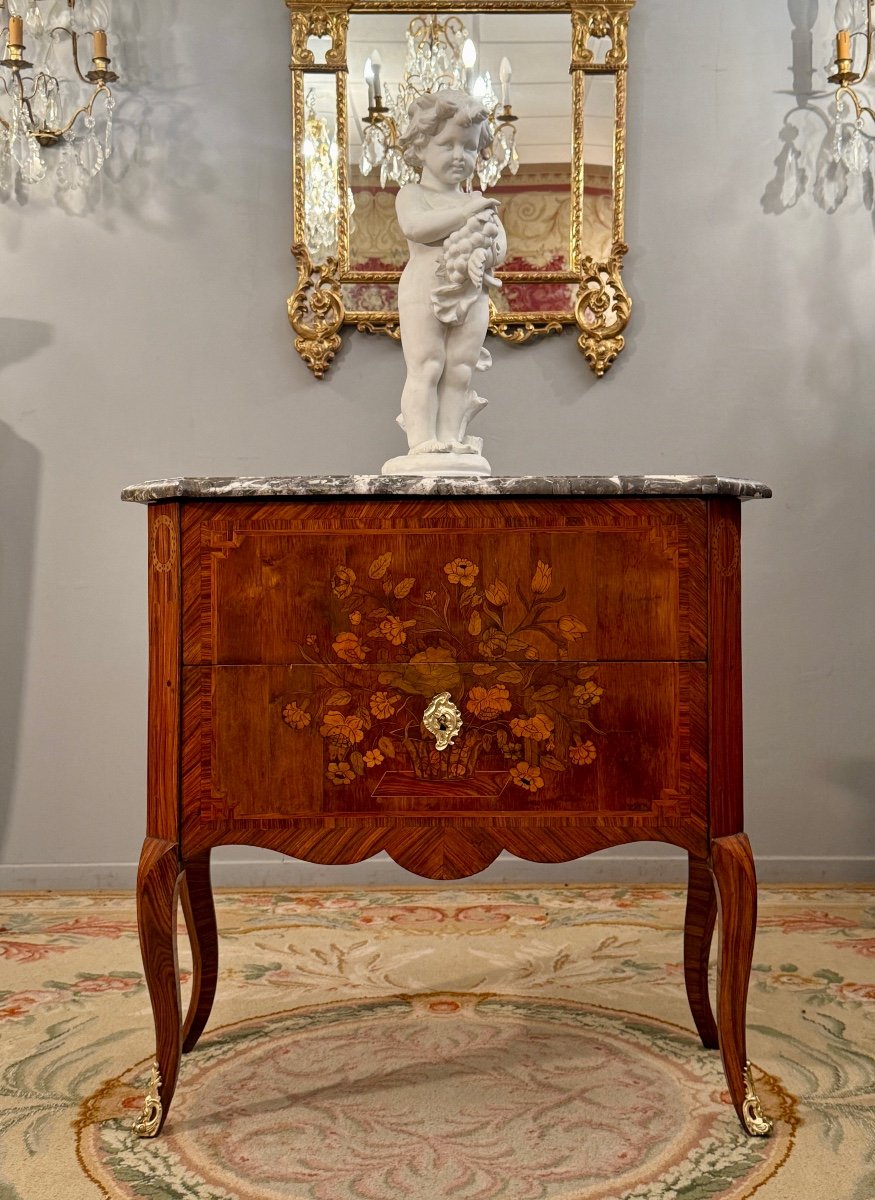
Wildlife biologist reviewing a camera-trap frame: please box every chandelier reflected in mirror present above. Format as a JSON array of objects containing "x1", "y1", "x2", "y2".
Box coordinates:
[
  {"x1": 0, "y1": 0, "x2": 118, "y2": 195},
  {"x1": 360, "y1": 14, "x2": 518, "y2": 189},
  {"x1": 302, "y1": 89, "x2": 347, "y2": 263}
]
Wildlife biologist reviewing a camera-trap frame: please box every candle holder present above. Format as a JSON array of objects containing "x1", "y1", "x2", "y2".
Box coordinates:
[
  {"x1": 363, "y1": 98, "x2": 391, "y2": 126},
  {"x1": 828, "y1": 55, "x2": 859, "y2": 86},
  {"x1": 1, "y1": 25, "x2": 31, "y2": 70},
  {"x1": 827, "y1": 6, "x2": 875, "y2": 129}
]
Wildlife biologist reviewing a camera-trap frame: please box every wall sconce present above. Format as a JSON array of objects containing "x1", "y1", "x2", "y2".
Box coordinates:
[
  {"x1": 0, "y1": 0, "x2": 118, "y2": 193},
  {"x1": 829, "y1": 0, "x2": 875, "y2": 174}
]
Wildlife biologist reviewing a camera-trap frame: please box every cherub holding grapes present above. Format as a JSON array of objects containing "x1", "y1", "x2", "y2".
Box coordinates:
[{"x1": 381, "y1": 89, "x2": 507, "y2": 476}]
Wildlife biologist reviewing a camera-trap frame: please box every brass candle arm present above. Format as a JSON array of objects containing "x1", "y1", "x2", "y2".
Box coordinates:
[
  {"x1": 46, "y1": 26, "x2": 117, "y2": 86},
  {"x1": 828, "y1": 0, "x2": 875, "y2": 122},
  {"x1": 834, "y1": 82, "x2": 875, "y2": 128},
  {"x1": 33, "y1": 83, "x2": 111, "y2": 145}
]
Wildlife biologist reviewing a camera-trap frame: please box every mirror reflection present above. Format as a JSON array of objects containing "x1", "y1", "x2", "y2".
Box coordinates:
[
  {"x1": 289, "y1": 2, "x2": 634, "y2": 379},
  {"x1": 303, "y1": 11, "x2": 613, "y2": 317}
]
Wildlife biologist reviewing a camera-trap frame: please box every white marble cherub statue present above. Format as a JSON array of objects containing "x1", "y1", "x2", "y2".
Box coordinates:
[{"x1": 381, "y1": 89, "x2": 507, "y2": 477}]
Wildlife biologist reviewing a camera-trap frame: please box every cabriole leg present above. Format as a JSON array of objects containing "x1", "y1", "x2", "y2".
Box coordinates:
[
  {"x1": 134, "y1": 836, "x2": 183, "y2": 1138},
  {"x1": 710, "y1": 833, "x2": 773, "y2": 1136},
  {"x1": 180, "y1": 850, "x2": 219, "y2": 1053},
  {"x1": 684, "y1": 853, "x2": 719, "y2": 1049}
]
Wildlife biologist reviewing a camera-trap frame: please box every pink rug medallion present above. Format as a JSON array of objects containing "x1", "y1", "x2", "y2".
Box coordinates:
[{"x1": 77, "y1": 992, "x2": 794, "y2": 1200}]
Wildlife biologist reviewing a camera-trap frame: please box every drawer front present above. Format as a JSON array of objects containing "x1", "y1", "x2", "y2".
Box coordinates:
[
  {"x1": 182, "y1": 661, "x2": 707, "y2": 829},
  {"x1": 182, "y1": 499, "x2": 707, "y2": 665}
]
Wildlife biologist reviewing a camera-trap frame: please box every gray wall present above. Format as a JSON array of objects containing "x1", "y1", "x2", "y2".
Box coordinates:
[{"x1": 1, "y1": 0, "x2": 873, "y2": 889}]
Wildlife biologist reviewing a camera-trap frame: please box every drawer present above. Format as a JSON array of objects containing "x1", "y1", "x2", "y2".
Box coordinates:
[
  {"x1": 181, "y1": 499, "x2": 707, "y2": 664},
  {"x1": 182, "y1": 661, "x2": 707, "y2": 828}
]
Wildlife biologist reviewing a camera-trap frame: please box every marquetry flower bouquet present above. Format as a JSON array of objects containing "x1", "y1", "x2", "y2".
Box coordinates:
[{"x1": 282, "y1": 552, "x2": 606, "y2": 791}]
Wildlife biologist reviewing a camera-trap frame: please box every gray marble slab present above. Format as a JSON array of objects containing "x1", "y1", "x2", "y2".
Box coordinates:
[{"x1": 121, "y1": 475, "x2": 772, "y2": 503}]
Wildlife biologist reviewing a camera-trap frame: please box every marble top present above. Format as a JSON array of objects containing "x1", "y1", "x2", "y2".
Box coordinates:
[{"x1": 121, "y1": 475, "x2": 772, "y2": 503}]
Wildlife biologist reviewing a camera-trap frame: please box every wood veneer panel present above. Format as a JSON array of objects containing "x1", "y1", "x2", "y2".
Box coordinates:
[
  {"x1": 707, "y1": 500, "x2": 743, "y2": 839},
  {"x1": 181, "y1": 499, "x2": 707, "y2": 666},
  {"x1": 181, "y1": 815, "x2": 708, "y2": 869},
  {"x1": 147, "y1": 504, "x2": 182, "y2": 841},
  {"x1": 180, "y1": 661, "x2": 708, "y2": 864}
]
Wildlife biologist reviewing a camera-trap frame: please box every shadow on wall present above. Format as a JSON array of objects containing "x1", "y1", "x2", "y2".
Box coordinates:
[
  {"x1": 0, "y1": 0, "x2": 216, "y2": 228},
  {"x1": 828, "y1": 758, "x2": 875, "y2": 803},
  {"x1": 762, "y1": 0, "x2": 874, "y2": 223},
  {"x1": 0, "y1": 319, "x2": 47, "y2": 856}
]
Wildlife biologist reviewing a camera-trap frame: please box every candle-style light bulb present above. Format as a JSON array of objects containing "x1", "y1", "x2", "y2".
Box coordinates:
[
  {"x1": 93, "y1": 28, "x2": 108, "y2": 61},
  {"x1": 8, "y1": 13, "x2": 24, "y2": 46},
  {"x1": 462, "y1": 37, "x2": 477, "y2": 90},
  {"x1": 836, "y1": 27, "x2": 852, "y2": 61},
  {"x1": 370, "y1": 48, "x2": 383, "y2": 102},
  {"x1": 364, "y1": 55, "x2": 375, "y2": 108},
  {"x1": 499, "y1": 56, "x2": 512, "y2": 108}
]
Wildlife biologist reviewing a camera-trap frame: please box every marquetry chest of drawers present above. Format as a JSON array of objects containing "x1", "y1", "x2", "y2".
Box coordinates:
[{"x1": 122, "y1": 474, "x2": 772, "y2": 1140}]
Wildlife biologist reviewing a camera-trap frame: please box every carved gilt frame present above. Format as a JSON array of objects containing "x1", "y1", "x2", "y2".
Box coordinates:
[{"x1": 286, "y1": 0, "x2": 635, "y2": 379}]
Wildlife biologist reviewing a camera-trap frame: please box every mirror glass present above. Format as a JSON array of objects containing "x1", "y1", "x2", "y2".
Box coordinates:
[
  {"x1": 337, "y1": 10, "x2": 614, "y2": 318},
  {"x1": 300, "y1": 72, "x2": 342, "y2": 265},
  {"x1": 288, "y1": 3, "x2": 634, "y2": 379}
]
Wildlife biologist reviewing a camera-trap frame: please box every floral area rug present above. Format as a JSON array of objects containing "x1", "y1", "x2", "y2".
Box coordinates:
[{"x1": 1, "y1": 885, "x2": 873, "y2": 1200}]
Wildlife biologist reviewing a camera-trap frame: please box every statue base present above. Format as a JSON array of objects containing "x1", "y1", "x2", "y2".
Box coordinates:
[{"x1": 381, "y1": 450, "x2": 492, "y2": 477}]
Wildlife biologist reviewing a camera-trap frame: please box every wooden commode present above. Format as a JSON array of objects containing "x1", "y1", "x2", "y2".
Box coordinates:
[{"x1": 122, "y1": 474, "x2": 772, "y2": 1139}]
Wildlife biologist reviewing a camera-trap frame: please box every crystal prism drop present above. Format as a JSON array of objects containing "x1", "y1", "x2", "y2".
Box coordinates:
[
  {"x1": 25, "y1": 3, "x2": 44, "y2": 36},
  {"x1": 48, "y1": 0, "x2": 71, "y2": 28},
  {"x1": 56, "y1": 142, "x2": 76, "y2": 190},
  {"x1": 21, "y1": 139, "x2": 46, "y2": 183},
  {"x1": 73, "y1": 0, "x2": 94, "y2": 32},
  {"x1": 780, "y1": 143, "x2": 804, "y2": 207},
  {"x1": 45, "y1": 83, "x2": 61, "y2": 129},
  {"x1": 78, "y1": 131, "x2": 104, "y2": 176},
  {"x1": 0, "y1": 136, "x2": 11, "y2": 190},
  {"x1": 360, "y1": 127, "x2": 374, "y2": 175},
  {"x1": 842, "y1": 125, "x2": 867, "y2": 175},
  {"x1": 11, "y1": 126, "x2": 31, "y2": 169}
]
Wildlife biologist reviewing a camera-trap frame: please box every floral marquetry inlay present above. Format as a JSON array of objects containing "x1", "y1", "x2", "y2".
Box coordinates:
[{"x1": 282, "y1": 551, "x2": 607, "y2": 796}]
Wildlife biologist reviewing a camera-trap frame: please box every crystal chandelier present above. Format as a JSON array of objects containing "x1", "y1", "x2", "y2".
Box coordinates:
[
  {"x1": 360, "y1": 14, "x2": 518, "y2": 190},
  {"x1": 0, "y1": 0, "x2": 118, "y2": 194},
  {"x1": 302, "y1": 89, "x2": 352, "y2": 263},
  {"x1": 829, "y1": 0, "x2": 875, "y2": 176}
]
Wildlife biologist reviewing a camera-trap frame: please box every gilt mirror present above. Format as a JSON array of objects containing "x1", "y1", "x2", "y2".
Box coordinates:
[{"x1": 287, "y1": 1, "x2": 634, "y2": 380}]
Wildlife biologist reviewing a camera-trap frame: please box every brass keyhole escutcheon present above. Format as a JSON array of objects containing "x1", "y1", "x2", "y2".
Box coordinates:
[{"x1": 423, "y1": 692, "x2": 462, "y2": 751}]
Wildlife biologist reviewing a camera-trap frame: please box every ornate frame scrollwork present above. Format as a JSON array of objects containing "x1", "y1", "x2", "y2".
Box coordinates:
[
  {"x1": 289, "y1": 243, "x2": 345, "y2": 378},
  {"x1": 286, "y1": 0, "x2": 636, "y2": 379}
]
